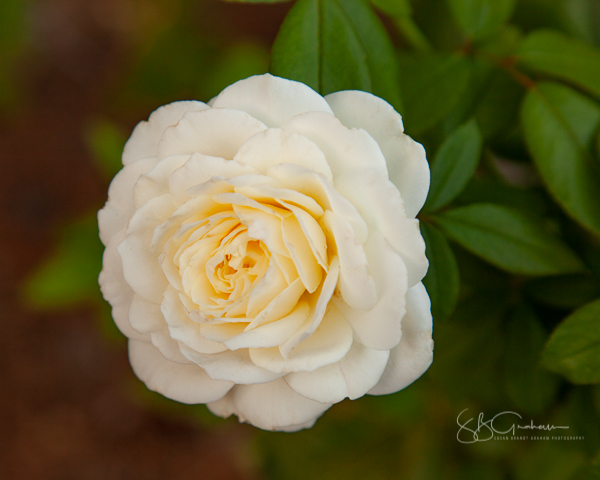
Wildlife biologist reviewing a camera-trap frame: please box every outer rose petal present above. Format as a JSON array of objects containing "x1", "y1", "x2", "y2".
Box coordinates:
[
  {"x1": 285, "y1": 341, "x2": 390, "y2": 404},
  {"x1": 122, "y1": 101, "x2": 209, "y2": 165},
  {"x1": 128, "y1": 340, "x2": 234, "y2": 404},
  {"x1": 368, "y1": 282, "x2": 434, "y2": 395},
  {"x1": 207, "y1": 378, "x2": 331, "y2": 431},
  {"x1": 325, "y1": 90, "x2": 429, "y2": 218},
  {"x1": 211, "y1": 73, "x2": 333, "y2": 128}
]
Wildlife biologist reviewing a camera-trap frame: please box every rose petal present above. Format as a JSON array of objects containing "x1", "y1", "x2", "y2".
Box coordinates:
[
  {"x1": 233, "y1": 128, "x2": 333, "y2": 180},
  {"x1": 335, "y1": 168, "x2": 428, "y2": 288},
  {"x1": 157, "y1": 108, "x2": 267, "y2": 161},
  {"x1": 324, "y1": 90, "x2": 429, "y2": 218},
  {"x1": 282, "y1": 112, "x2": 388, "y2": 179},
  {"x1": 246, "y1": 277, "x2": 306, "y2": 329},
  {"x1": 117, "y1": 194, "x2": 176, "y2": 302},
  {"x1": 249, "y1": 304, "x2": 353, "y2": 373},
  {"x1": 211, "y1": 74, "x2": 333, "y2": 128},
  {"x1": 133, "y1": 154, "x2": 190, "y2": 208},
  {"x1": 225, "y1": 302, "x2": 309, "y2": 351},
  {"x1": 368, "y1": 282, "x2": 434, "y2": 395},
  {"x1": 334, "y1": 231, "x2": 408, "y2": 350},
  {"x1": 128, "y1": 340, "x2": 233, "y2": 404},
  {"x1": 285, "y1": 341, "x2": 390, "y2": 403},
  {"x1": 98, "y1": 157, "x2": 157, "y2": 245},
  {"x1": 208, "y1": 378, "x2": 331, "y2": 431},
  {"x1": 234, "y1": 184, "x2": 324, "y2": 218},
  {"x1": 122, "y1": 101, "x2": 209, "y2": 165}
]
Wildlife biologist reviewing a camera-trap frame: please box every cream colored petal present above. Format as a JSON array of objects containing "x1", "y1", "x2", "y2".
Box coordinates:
[
  {"x1": 210, "y1": 74, "x2": 333, "y2": 128},
  {"x1": 322, "y1": 211, "x2": 377, "y2": 311},
  {"x1": 133, "y1": 154, "x2": 190, "y2": 209},
  {"x1": 285, "y1": 341, "x2": 390, "y2": 404},
  {"x1": 122, "y1": 101, "x2": 209, "y2": 165},
  {"x1": 98, "y1": 230, "x2": 147, "y2": 341},
  {"x1": 168, "y1": 153, "x2": 258, "y2": 205},
  {"x1": 250, "y1": 305, "x2": 352, "y2": 373},
  {"x1": 267, "y1": 163, "x2": 368, "y2": 243},
  {"x1": 211, "y1": 378, "x2": 331, "y2": 431},
  {"x1": 279, "y1": 256, "x2": 340, "y2": 358},
  {"x1": 232, "y1": 205, "x2": 289, "y2": 257},
  {"x1": 335, "y1": 168, "x2": 428, "y2": 288},
  {"x1": 225, "y1": 302, "x2": 309, "y2": 351},
  {"x1": 368, "y1": 282, "x2": 433, "y2": 395},
  {"x1": 179, "y1": 345, "x2": 283, "y2": 385},
  {"x1": 161, "y1": 285, "x2": 227, "y2": 354},
  {"x1": 246, "y1": 259, "x2": 288, "y2": 317},
  {"x1": 149, "y1": 328, "x2": 193, "y2": 365},
  {"x1": 233, "y1": 128, "x2": 333, "y2": 180},
  {"x1": 324, "y1": 90, "x2": 429, "y2": 218},
  {"x1": 246, "y1": 277, "x2": 306, "y2": 329},
  {"x1": 282, "y1": 112, "x2": 388, "y2": 179},
  {"x1": 128, "y1": 340, "x2": 233, "y2": 404},
  {"x1": 334, "y1": 231, "x2": 408, "y2": 351},
  {"x1": 117, "y1": 194, "x2": 176, "y2": 302},
  {"x1": 98, "y1": 157, "x2": 157, "y2": 246},
  {"x1": 198, "y1": 323, "x2": 247, "y2": 343},
  {"x1": 234, "y1": 184, "x2": 324, "y2": 218},
  {"x1": 157, "y1": 108, "x2": 267, "y2": 161},
  {"x1": 128, "y1": 293, "x2": 163, "y2": 335}
]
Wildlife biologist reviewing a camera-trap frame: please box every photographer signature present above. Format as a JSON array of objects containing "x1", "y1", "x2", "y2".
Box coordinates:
[{"x1": 456, "y1": 409, "x2": 569, "y2": 444}]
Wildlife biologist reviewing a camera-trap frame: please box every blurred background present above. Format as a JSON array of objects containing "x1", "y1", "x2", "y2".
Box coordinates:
[{"x1": 2, "y1": 0, "x2": 600, "y2": 479}]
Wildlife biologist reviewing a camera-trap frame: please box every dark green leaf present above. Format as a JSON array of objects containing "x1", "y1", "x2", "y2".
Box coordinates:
[
  {"x1": 590, "y1": 450, "x2": 600, "y2": 480},
  {"x1": 399, "y1": 53, "x2": 471, "y2": 134},
  {"x1": 542, "y1": 299, "x2": 600, "y2": 384},
  {"x1": 504, "y1": 305, "x2": 559, "y2": 415},
  {"x1": 433, "y1": 203, "x2": 586, "y2": 276},
  {"x1": 525, "y1": 274, "x2": 600, "y2": 309},
  {"x1": 447, "y1": 0, "x2": 516, "y2": 40},
  {"x1": 421, "y1": 223, "x2": 460, "y2": 321},
  {"x1": 517, "y1": 30, "x2": 600, "y2": 100},
  {"x1": 370, "y1": 0, "x2": 411, "y2": 17},
  {"x1": 271, "y1": 0, "x2": 401, "y2": 108},
  {"x1": 22, "y1": 215, "x2": 104, "y2": 308},
  {"x1": 521, "y1": 82, "x2": 600, "y2": 237},
  {"x1": 85, "y1": 120, "x2": 127, "y2": 179},
  {"x1": 425, "y1": 119, "x2": 482, "y2": 212}
]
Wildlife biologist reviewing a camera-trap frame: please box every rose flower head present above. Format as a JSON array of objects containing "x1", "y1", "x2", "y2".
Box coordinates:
[{"x1": 99, "y1": 74, "x2": 433, "y2": 431}]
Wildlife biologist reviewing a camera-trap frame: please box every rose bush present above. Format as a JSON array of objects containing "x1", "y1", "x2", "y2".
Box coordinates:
[{"x1": 98, "y1": 74, "x2": 433, "y2": 431}]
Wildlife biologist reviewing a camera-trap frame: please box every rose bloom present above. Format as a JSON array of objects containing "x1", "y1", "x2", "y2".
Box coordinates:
[{"x1": 99, "y1": 74, "x2": 433, "y2": 432}]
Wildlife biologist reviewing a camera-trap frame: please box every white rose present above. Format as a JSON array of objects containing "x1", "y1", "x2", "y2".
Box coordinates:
[{"x1": 99, "y1": 74, "x2": 433, "y2": 432}]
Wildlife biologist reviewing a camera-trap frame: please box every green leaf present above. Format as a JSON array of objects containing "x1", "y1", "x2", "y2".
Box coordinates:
[
  {"x1": 271, "y1": 0, "x2": 401, "y2": 109},
  {"x1": 504, "y1": 305, "x2": 559, "y2": 415},
  {"x1": 589, "y1": 450, "x2": 600, "y2": 480},
  {"x1": 399, "y1": 53, "x2": 471, "y2": 134},
  {"x1": 22, "y1": 215, "x2": 104, "y2": 308},
  {"x1": 542, "y1": 298, "x2": 600, "y2": 384},
  {"x1": 421, "y1": 223, "x2": 460, "y2": 321},
  {"x1": 516, "y1": 30, "x2": 600, "y2": 100},
  {"x1": 525, "y1": 274, "x2": 600, "y2": 309},
  {"x1": 370, "y1": 0, "x2": 411, "y2": 17},
  {"x1": 433, "y1": 203, "x2": 587, "y2": 276},
  {"x1": 222, "y1": 0, "x2": 291, "y2": 2},
  {"x1": 85, "y1": 120, "x2": 127, "y2": 179},
  {"x1": 521, "y1": 82, "x2": 600, "y2": 237},
  {"x1": 447, "y1": 0, "x2": 516, "y2": 40},
  {"x1": 424, "y1": 119, "x2": 482, "y2": 212}
]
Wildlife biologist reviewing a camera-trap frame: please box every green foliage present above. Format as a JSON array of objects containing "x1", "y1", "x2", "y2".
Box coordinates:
[
  {"x1": 517, "y1": 30, "x2": 600, "y2": 99},
  {"x1": 421, "y1": 222, "x2": 460, "y2": 321},
  {"x1": 433, "y1": 203, "x2": 586, "y2": 276},
  {"x1": 85, "y1": 120, "x2": 127, "y2": 179},
  {"x1": 542, "y1": 299, "x2": 600, "y2": 384},
  {"x1": 271, "y1": 0, "x2": 402, "y2": 108},
  {"x1": 447, "y1": 0, "x2": 517, "y2": 40},
  {"x1": 425, "y1": 119, "x2": 483, "y2": 212},
  {"x1": 521, "y1": 82, "x2": 600, "y2": 237}
]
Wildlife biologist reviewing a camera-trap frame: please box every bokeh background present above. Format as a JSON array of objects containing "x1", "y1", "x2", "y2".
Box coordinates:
[{"x1": 2, "y1": 0, "x2": 600, "y2": 479}]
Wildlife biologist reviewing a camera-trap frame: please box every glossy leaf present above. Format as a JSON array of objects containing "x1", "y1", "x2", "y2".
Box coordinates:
[
  {"x1": 521, "y1": 82, "x2": 600, "y2": 238},
  {"x1": 504, "y1": 305, "x2": 559, "y2": 415},
  {"x1": 542, "y1": 299, "x2": 600, "y2": 384},
  {"x1": 399, "y1": 53, "x2": 471, "y2": 134},
  {"x1": 271, "y1": 0, "x2": 401, "y2": 108},
  {"x1": 525, "y1": 274, "x2": 600, "y2": 310},
  {"x1": 425, "y1": 119, "x2": 482, "y2": 212},
  {"x1": 447, "y1": 0, "x2": 516, "y2": 40},
  {"x1": 421, "y1": 222, "x2": 460, "y2": 321},
  {"x1": 433, "y1": 203, "x2": 587, "y2": 276},
  {"x1": 517, "y1": 30, "x2": 600, "y2": 100}
]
